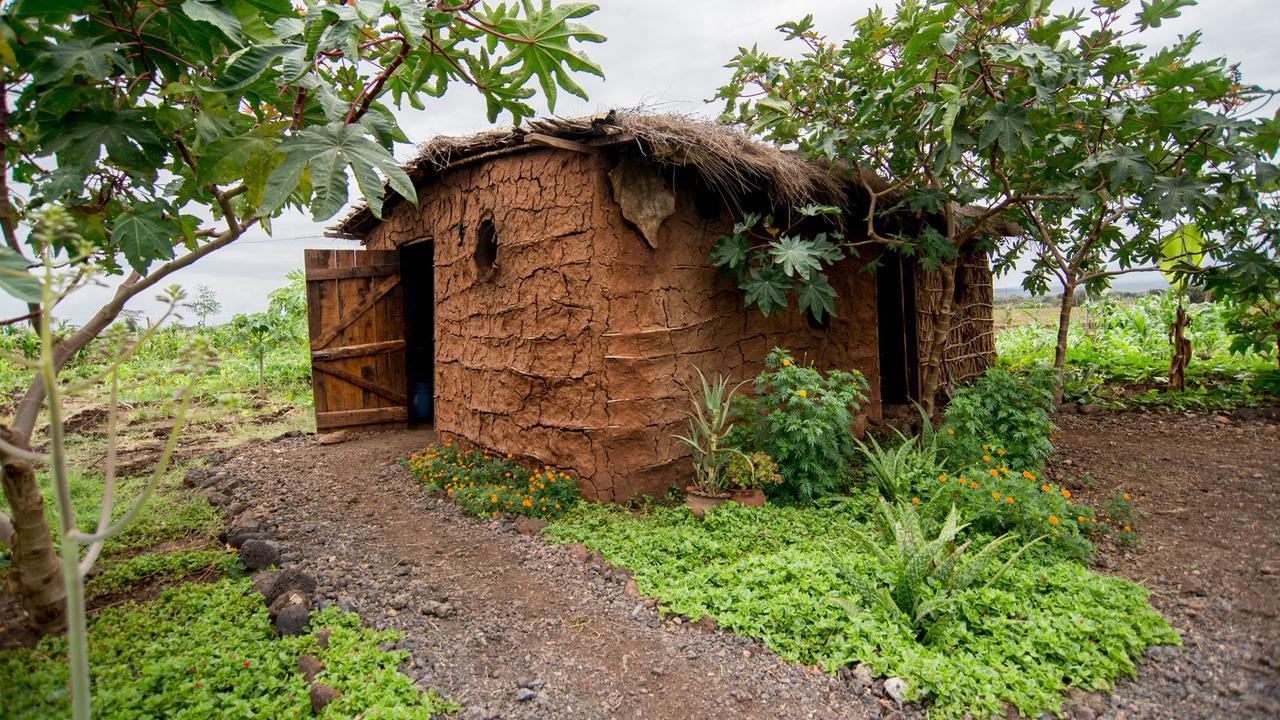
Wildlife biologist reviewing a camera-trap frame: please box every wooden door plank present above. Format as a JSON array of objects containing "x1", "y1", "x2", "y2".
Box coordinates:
[
  {"x1": 310, "y1": 339, "x2": 405, "y2": 361},
  {"x1": 310, "y1": 274, "x2": 400, "y2": 351},
  {"x1": 315, "y1": 406, "x2": 408, "y2": 429},
  {"x1": 305, "y1": 263, "x2": 400, "y2": 281},
  {"x1": 313, "y1": 364, "x2": 407, "y2": 405}
]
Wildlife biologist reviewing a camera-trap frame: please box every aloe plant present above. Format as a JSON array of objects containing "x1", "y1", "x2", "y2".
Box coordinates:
[
  {"x1": 835, "y1": 499, "x2": 1043, "y2": 642},
  {"x1": 672, "y1": 368, "x2": 748, "y2": 496},
  {"x1": 854, "y1": 408, "x2": 945, "y2": 503}
]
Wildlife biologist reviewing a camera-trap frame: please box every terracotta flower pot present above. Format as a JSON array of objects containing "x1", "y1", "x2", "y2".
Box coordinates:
[{"x1": 685, "y1": 486, "x2": 767, "y2": 519}]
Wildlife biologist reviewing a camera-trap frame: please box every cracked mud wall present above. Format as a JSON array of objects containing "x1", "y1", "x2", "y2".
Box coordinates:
[{"x1": 365, "y1": 148, "x2": 881, "y2": 502}]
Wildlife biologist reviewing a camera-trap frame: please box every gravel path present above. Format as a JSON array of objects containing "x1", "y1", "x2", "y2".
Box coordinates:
[{"x1": 216, "y1": 430, "x2": 889, "y2": 720}]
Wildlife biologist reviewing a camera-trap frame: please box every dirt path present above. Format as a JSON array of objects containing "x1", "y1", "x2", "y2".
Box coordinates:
[
  {"x1": 220, "y1": 431, "x2": 875, "y2": 720},
  {"x1": 1050, "y1": 412, "x2": 1280, "y2": 719}
]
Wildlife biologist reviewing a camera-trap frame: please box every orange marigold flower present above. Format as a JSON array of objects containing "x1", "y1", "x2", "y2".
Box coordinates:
[
  {"x1": 1022, "y1": 471, "x2": 1036, "y2": 481},
  {"x1": 1123, "y1": 525, "x2": 1132, "y2": 532},
  {"x1": 989, "y1": 468, "x2": 999, "y2": 477},
  {"x1": 1122, "y1": 493, "x2": 1131, "y2": 501},
  {"x1": 1006, "y1": 497, "x2": 1014, "y2": 503},
  {"x1": 1061, "y1": 489, "x2": 1071, "y2": 499},
  {"x1": 982, "y1": 444, "x2": 990, "y2": 451},
  {"x1": 1041, "y1": 484, "x2": 1051, "y2": 492},
  {"x1": 997, "y1": 449, "x2": 1006, "y2": 456},
  {"x1": 522, "y1": 499, "x2": 533, "y2": 507},
  {"x1": 982, "y1": 455, "x2": 992, "y2": 462},
  {"x1": 782, "y1": 359, "x2": 792, "y2": 367},
  {"x1": 912, "y1": 497, "x2": 920, "y2": 504},
  {"x1": 796, "y1": 389, "x2": 808, "y2": 398},
  {"x1": 946, "y1": 428, "x2": 955, "y2": 436},
  {"x1": 938, "y1": 474, "x2": 948, "y2": 483},
  {"x1": 992, "y1": 491, "x2": 1001, "y2": 500},
  {"x1": 970, "y1": 481, "x2": 979, "y2": 489},
  {"x1": 1078, "y1": 515, "x2": 1086, "y2": 522},
  {"x1": 1048, "y1": 515, "x2": 1061, "y2": 526}
]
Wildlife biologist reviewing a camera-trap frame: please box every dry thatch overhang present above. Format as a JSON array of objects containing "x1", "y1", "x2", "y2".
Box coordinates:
[{"x1": 330, "y1": 109, "x2": 1019, "y2": 241}]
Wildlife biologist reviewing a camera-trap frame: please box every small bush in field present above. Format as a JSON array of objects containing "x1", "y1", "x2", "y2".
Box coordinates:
[
  {"x1": 729, "y1": 348, "x2": 869, "y2": 501},
  {"x1": 406, "y1": 443, "x2": 578, "y2": 519},
  {"x1": 943, "y1": 367, "x2": 1056, "y2": 473}
]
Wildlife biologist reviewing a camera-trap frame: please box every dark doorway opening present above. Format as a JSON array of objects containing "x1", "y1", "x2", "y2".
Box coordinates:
[
  {"x1": 876, "y1": 251, "x2": 919, "y2": 405},
  {"x1": 400, "y1": 241, "x2": 435, "y2": 426}
]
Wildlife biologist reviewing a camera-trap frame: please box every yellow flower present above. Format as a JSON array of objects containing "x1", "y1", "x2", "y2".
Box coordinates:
[
  {"x1": 1077, "y1": 516, "x2": 1085, "y2": 523},
  {"x1": 796, "y1": 389, "x2": 808, "y2": 398},
  {"x1": 782, "y1": 359, "x2": 792, "y2": 367}
]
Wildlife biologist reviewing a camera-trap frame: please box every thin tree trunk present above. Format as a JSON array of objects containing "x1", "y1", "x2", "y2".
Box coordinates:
[
  {"x1": 919, "y1": 261, "x2": 957, "y2": 416},
  {"x1": 1051, "y1": 282, "x2": 1076, "y2": 406},
  {"x1": 1168, "y1": 300, "x2": 1190, "y2": 392},
  {"x1": 0, "y1": 428, "x2": 66, "y2": 633}
]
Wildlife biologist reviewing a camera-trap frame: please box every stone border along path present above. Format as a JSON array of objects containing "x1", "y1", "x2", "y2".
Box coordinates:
[{"x1": 202, "y1": 429, "x2": 902, "y2": 720}]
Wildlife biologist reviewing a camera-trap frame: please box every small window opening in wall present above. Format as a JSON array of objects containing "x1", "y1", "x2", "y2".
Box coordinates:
[{"x1": 474, "y1": 218, "x2": 497, "y2": 274}]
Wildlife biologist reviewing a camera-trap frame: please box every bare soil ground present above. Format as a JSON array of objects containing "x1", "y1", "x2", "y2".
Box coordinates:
[{"x1": 1049, "y1": 412, "x2": 1280, "y2": 719}]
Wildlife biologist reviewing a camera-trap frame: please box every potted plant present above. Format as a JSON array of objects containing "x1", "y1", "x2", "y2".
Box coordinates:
[
  {"x1": 673, "y1": 369, "x2": 772, "y2": 518},
  {"x1": 721, "y1": 450, "x2": 782, "y2": 506}
]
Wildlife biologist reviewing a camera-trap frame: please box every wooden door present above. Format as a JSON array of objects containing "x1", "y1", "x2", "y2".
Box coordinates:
[{"x1": 304, "y1": 249, "x2": 407, "y2": 431}]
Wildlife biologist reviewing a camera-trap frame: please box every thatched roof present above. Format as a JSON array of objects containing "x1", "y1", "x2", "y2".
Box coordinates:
[
  {"x1": 332, "y1": 109, "x2": 1019, "y2": 240},
  {"x1": 332, "y1": 110, "x2": 878, "y2": 238}
]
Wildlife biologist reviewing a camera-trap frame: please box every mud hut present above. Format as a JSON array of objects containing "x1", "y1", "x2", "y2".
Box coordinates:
[{"x1": 308, "y1": 111, "x2": 997, "y2": 501}]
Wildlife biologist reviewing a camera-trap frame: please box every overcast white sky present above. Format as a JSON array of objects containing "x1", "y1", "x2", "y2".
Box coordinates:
[{"x1": 8, "y1": 0, "x2": 1278, "y2": 324}]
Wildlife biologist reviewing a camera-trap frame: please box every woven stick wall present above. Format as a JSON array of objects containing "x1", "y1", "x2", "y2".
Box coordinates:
[{"x1": 914, "y1": 250, "x2": 996, "y2": 389}]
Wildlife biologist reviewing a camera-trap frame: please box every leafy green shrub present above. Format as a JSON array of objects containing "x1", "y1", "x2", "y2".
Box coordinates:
[
  {"x1": 723, "y1": 450, "x2": 783, "y2": 490},
  {"x1": 729, "y1": 348, "x2": 868, "y2": 501},
  {"x1": 405, "y1": 443, "x2": 578, "y2": 519},
  {"x1": 546, "y1": 502, "x2": 1177, "y2": 719},
  {"x1": 86, "y1": 549, "x2": 240, "y2": 598},
  {"x1": 943, "y1": 367, "x2": 1055, "y2": 473},
  {"x1": 0, "y1": 578, "x2": 456, "y2": 719},
  {"x1": 837, "y1": 500, "x2": 1042, "y2": 643},
  {"x1": 672, "y1": 368, "x2": 750, "y2": 495}
]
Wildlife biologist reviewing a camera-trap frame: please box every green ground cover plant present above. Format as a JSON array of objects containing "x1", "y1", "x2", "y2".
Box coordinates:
[
  {"x1": 0, "y1": 578, "x2": 457, "y2": 719},
  {"x1": 405, "y1": 443, "x2": 579, "y2": 519},
  {"x1": 85, "y1": 549, "x2": 241, "y2": 599},
  {"x1": 545, "y1": 502, "x2": 1177, "y2": 719}
]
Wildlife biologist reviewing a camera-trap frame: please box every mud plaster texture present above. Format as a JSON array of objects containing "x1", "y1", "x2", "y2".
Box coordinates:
[{"x1": 366, "y1": 148, "x2": 884, "y2": 502}]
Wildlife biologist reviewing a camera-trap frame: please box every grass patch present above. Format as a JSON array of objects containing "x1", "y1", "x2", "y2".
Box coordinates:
[
  {"x1": 0, "y1": 578, "x2": 457, "y2": 719},
  {"x1": 546, "y1": 502, "x2": 1177, "y2": 719}
]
